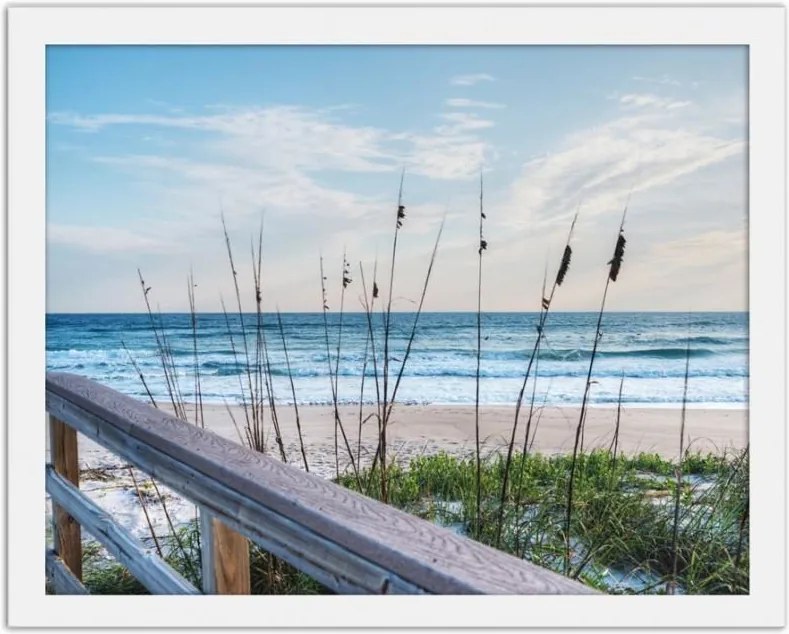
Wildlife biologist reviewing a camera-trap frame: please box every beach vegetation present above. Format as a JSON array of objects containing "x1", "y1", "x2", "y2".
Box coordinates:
[{"x1": 76, "y1": 447, "x2": 748, "y2": 595}]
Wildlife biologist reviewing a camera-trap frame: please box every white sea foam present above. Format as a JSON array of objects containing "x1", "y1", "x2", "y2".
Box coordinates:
[{"x1": 47, "y1": 312, "x2": 749, "y2": 406}]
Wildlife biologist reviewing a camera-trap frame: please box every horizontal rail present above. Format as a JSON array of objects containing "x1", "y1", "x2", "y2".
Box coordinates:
[
  {"x1": 46, "y1": 372, "x2": 596, "y2": 595},
  {"x1": 46, "y1": 466, "x2": 200, "y2": 595},
  {"x1": 45, "y1": 550, "x2": 88, "y2": 595}
]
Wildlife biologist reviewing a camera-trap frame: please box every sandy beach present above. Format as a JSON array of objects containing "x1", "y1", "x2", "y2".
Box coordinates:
[
  {"x1": 53, "y1": 401, "x2": 747, "y2": 542},
  {"x1": 74, "y1": 402, "x2": 748, "y2": 477}
]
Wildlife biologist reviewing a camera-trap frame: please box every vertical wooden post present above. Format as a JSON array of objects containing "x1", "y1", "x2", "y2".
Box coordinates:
[
  {"x1": 200, "y1": 509, "x2": 250, "y2": 594},
  {"x1": 49, "y1": 415, "x2": 82, "y2": 580}
]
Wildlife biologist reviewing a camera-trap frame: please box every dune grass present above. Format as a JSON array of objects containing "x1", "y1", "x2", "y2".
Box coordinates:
[
  {"x1": 76, "y1": 447, "x2": 747, "y2": 596},
  {"x1": 339, "y1": 448, "x2": 749, "y2": 594}
]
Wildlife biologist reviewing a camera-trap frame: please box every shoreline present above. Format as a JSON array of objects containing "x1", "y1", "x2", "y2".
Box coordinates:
[{"x1": 134, "y1": 398, "x2": 748, "y2": 410}]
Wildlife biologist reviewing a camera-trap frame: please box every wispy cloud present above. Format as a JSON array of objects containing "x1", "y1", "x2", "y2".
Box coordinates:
[
  {"x1": 404, "y1": 134, "x2": 487, "y2": 180},
  {"x1": 93, "y1": 153, "x2": 385, "y2": 227},
  {"x1": 50, "y1": 104, "x2": 492, "y2": 182},
  {"x1": 632, "y1": 74, "x2": 682, "y2": 87},
  {"x1": 48, "y1": 224, "x2": 173, "y2": 255},
  {"x1": 648, "y1": 229, "x2": 746, "y2": 268},
  {"x1": 618, "y1": 93, "x2": 692, "y2": 110},
  {"x1": 435, "y1": 112, "x2": 495, "y2": 136},
  {"x1": 49, "y1": 107, "x2": 398, "y2": 173},
  {"x1": 498, "y1": 113, "x2": 745, "y2": 232},
  {"x1": 445, "y1": 98, "x2": 505, "y2": 109},
  {"x1": 450, "y1": 73, "x2": 495, "y2": 86},
  {"x1": 47, "y1": 99, "x2": 497, "y2": 288},
  {"x1": 45, "y1": 46, "x2": 748, "y2": 313}
]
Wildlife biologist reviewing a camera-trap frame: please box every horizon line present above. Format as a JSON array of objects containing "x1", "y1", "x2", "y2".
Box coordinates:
[{"x1": 46, "y1": 309, "x2": 749, "y2": 315}]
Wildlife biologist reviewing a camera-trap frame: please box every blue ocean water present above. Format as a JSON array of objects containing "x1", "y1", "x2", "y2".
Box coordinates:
[{"x1": 46, "y1": 312, "x2": 748, "y2": 407}]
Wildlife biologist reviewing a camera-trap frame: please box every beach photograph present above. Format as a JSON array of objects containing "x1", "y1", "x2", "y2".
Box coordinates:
[{"x1": 43, "y1": 42, "x2": 751, "y2": 599}]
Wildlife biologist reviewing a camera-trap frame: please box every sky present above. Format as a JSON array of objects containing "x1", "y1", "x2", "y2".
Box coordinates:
[{"x1": 46, "y1": 45, "x2": 748, "y2": 313}]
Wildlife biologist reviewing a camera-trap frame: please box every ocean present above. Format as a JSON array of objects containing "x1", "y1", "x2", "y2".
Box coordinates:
[{"x1": 46, "y1": 312, "x2": 748, "y2": 408}]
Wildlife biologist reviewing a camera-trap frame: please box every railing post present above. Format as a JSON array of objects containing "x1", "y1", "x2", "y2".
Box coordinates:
[
  {"x1": 200, "y1": 508, "x2": 250, "y2": 594},
  {"x1": 49, "y1": 414, "x2": 82, "y2": 581}
]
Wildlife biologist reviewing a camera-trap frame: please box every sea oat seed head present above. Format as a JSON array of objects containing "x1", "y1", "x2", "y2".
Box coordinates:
[
  {"x1": 396, "y1": 204, "x2": 406, "y2": 229},
  {"x1": 608, "y1": 232, "x2": 627, "y2": 282},
  {"x1": 556, "y1": 245, "x2": 572, "y2": 287}
]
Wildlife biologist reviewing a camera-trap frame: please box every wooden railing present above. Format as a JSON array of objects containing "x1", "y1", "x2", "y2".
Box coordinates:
[{"x1": 45, "y1": 372, "x2": 597, "y2": 595}]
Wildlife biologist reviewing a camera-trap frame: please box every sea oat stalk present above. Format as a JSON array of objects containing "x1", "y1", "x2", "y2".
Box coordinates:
[
  {"x1": 474, "y1": 171, "x2": 486, "y2": 539},
  {"x1": 495, "y1": 211, "x2": 578, "y2": 547},
  {"x1": 564, "y1": 198, "x2": 628, "y2": 575},
  {"x1": 669, "y1": 319, "x2": 692, "y2": 593},
  {"x1": 379, "y1": 170, "x2": 406, "y2": 502}
]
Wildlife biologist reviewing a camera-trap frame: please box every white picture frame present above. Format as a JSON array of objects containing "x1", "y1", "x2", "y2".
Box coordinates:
[{"x1": 6, "y1": 3, "x2": 785, "y2": 628}]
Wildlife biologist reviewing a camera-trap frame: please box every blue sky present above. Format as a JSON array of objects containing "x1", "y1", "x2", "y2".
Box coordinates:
[{"x1": 46, "y1": 45, "x2": 747, "y2": 312}]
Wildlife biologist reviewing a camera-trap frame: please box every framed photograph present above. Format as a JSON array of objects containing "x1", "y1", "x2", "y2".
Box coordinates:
[{"x1": 7, "y1": 3, "x2": 786, "y2": 628}]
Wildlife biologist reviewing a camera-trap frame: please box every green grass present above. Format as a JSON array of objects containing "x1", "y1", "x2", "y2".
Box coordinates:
[
  {"x1": 75, "y1": 447, "x2": 747, "y2": 595},
  {"x1": 80, "y1": 522, "x2": 202, "y2": 595},
  {"x1": 339, "y1": 448, "x2": 749, "y2": 594}
]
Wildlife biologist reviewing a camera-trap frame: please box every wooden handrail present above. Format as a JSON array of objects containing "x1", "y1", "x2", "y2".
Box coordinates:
[{"x1": 45, "y1": 372, "x2": 597, "y2": 595}]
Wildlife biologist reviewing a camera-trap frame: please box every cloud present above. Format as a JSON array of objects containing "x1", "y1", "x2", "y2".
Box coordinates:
[
  {"x1": 435, "y1": 112, "x2": 495, "y2": 136},
  {"x1": 93, "y1": 153, "x2": 384, "y2": 226},
  {"x1": 50, "y1": 104, "x2": 493, "y2": 182},
  {"x1": 445, "y1": 98, "x2": 505, "y2": 109},
  {"x1": 404, "y1": 134, "x2": 487, "y2": 180},
  {"x1": 617, "y1": 93, "x2": 692, "y2": 110},
  {"x1": 393, "y1": 112, "x2": 496, "y2": 178},
  {"x1": 604, "y1": 228, "x2": 748, "y2": 311},
  {"x1": 48, "y1": 224, "x2": 173, "y2": 255},
  {"x1": 632, "y1": 74, "x2": 682, "y2": 87},
  {"x1": 498, "y1": 113, "x2": 745, "y2": 232},
  {"x1": 49, "y1": 107, "x2": 398, "y2": 173},
  {"x1": 48, "y1": 89, "x2": 746, "y2": 311},
  {"x1": 449, "y1": 73, "x2": 495, "y2": 86},
  {"x1": 647, "y1": 229, "x2": 747, "y2": 268}
]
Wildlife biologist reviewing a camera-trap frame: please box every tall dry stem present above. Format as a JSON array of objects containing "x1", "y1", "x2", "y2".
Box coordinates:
[
  {"x1": 221, "y1": 216, "x2": 261, "y2": 450},
  {"x1": 609, "y1": 373, "x2": 625, "y2": 462},
  {"x1": 250, "y1": 227, "x2": 287, "y2": 462},
  {"x1": 669, "y1": 318, "x2": 692, "y2": 593},
  {"x1": 137, "y1": 270, "x2": 184, "y2": 419},
  {"x1": 495, "y1": 211, "x2": 578, "y2": 547},
  {"x1": 319, "y1": 256, "x2": 362, "y2": 487},
  {"x1": 474, "y1": 171, "x2": 487, "y2": 538},
  {"x1": 379, "y1": 170, "x2": 406, "y2": 502},
  {"x1": 219, "y1": 296, "x2": 254, "y2": 449},
  {"x1": 187, "y1": 270, "x2": 204, "y2": 428},
  {"x1": 564, "y1": 198, "x2": 628, "y2": 575},
  {"x1": 276, "y1": 309, "x2": 309, "y2": 472}
]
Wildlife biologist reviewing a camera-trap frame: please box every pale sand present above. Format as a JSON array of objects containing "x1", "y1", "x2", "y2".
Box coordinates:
[
  {"x1": 56, "y1": 403, "x2": 746, "y2": 542},
  {"x1": 75, "y1": 403, "x2": 748, "y2": 479}
]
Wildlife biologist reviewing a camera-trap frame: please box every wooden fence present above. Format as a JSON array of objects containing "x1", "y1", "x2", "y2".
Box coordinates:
[{"x1": 45, "y1": 372, "x2": 596, "y2": 595}]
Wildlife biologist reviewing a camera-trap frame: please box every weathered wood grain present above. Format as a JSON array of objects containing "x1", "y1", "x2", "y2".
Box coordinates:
[
  {"x1": 46, "y1": 549, "x2": 88, "y2": 595},
  {"x1": 46, "y1": 372, "x2": 597, "y2": 595},
  {"x1": 46, "y1": 466, "x2": 200, "y2": 595},
  {"x1": 47, "y1": 393, "x2": 422, "y2": 594},
  {"x1": 199, "y1": 509, "x2": 216, "y2": 594},
  {"x1": 49, "y1": 414, "x2": 82, "y2": 580},
  {"x1": 200, "y1": 510, "x2": 251, "y2": 594}
]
